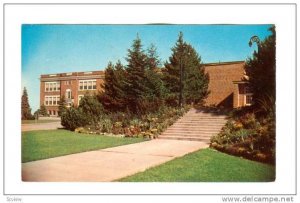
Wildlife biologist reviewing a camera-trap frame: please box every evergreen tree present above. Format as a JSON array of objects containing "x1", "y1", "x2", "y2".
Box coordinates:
[
  {"x1": 79, "y1": 95, "x2": 104, "y2": 124},
  {"x1": 163, "y1": 32, "x2": 209, "y2": 106},
  {"x1": 21, "y1": 87, "x2": 33, "y2": 120},
  {"x1": 101, "y1": 61, "x2": 126, "y2": 112},
  {"x1": 146, "y1": 43, "x2": 161, "y2": 70},
  {"x1": 58, "y1": 95, "x2": 67, "y2": 116},
  {"x1": 245, "y1": 26, "x2": 276, "y2": 114},
  {"x1": 39, "y1": 104, "x2": 49, "y2": 116},
  {"x1": 183, "y1": 45, "x2": 209, "y2": 104},
  {"x1": 144, "y1": 44, "x2": 167, "y2": 107},
  {"x1": 124, "y1": 35, "x2": 149, "y2": 113}
]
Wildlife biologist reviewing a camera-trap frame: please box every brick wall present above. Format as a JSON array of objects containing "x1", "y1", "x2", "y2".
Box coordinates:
[
  {"x1": 40, "y1": 71, "x2": 104, "y2": 116},
  {"x1": 204, "y1": 61, "x2": 245, "y2": 108}
]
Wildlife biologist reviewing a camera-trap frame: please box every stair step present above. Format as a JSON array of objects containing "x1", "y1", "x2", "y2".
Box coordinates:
[
  {"x1": 158, "y1": 135, "x2": 210, "y2": 142},
  {"x1": 172, "y1": 123, "x2": 224, "y2": 128},
  {"x1": 161, "y1": 132, "x2": 218, "y2": 136},
  {"x1": 168, "y1": 126, "x2": 224, "y2": 130},
  {"x1": 172, "y1": 121, "x2": 225, "y2": 124},
  {"x1": 175, "y1": 121, "x2": 226, "y2": 125},
  {"x1": 157, "y1": 108, "x2": 228, "y2": 142},
  {"x1": 176, "y1": 119, "x2": 227, "y2": 122},
  {"x1": 164, "y1": 128, "x2": 220, "y2": 132}
]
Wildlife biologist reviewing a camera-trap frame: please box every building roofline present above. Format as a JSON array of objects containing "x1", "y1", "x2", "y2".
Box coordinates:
[
  {"x1": 40, "y1": 70, "x2": 105, "y2": 78},
  {"x1": 203, "y1": 60, "x2": 245, "y2": 66}
]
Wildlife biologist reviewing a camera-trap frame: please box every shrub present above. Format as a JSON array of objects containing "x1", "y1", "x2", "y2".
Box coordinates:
[
  {"x1": 79, "y1": 95, "x2": 104, "y2": 123},
  {"x1": 101, "y1": 118, "x2": 113, "y2": 133},
  {"x1": 61, "y1": 107, "x2": 89, "y2": 131}
]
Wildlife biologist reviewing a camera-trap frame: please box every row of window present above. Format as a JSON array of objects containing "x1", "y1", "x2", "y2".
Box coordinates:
[
  {"x1": 45, "y1": 82, "x2": 60, "y2": 92},
  {"x1": 45, "y1": 80, "x2": 97, "y2": 92},
  {"x1": 45, "y1": 96, "x2": 60, "y2": 106},
  {"x1": 79, "y1": 80, "x2": 97, "y2": 90},
  {"x1": 44, "y1": 95, "x2": 86, "y2": 106}
]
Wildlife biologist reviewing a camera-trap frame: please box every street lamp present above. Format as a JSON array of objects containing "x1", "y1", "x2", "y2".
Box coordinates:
[
  {"x1": 179, "y1": 44, "x2": 186, "y2": 108},
  {"x1": 249, "y1": 35, "x2": 261, "y2": 53},
  {"x1": 179, "y1": 45, "x2": 190, "y2": 108},
  {"x1": 179, "y1": 52, "x2": 183, "y2": 108}
]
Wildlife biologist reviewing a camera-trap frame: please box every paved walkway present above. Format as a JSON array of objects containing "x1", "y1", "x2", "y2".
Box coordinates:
[
  {"x1": 22, "y1": 121, "x2": 63, "y2": 132},
  {"x1": 22, "y1": 139, "x2": 207, "y2": 182},
  {"x1": 22, "y1": 108, "x2": 227, "y2": 182}
]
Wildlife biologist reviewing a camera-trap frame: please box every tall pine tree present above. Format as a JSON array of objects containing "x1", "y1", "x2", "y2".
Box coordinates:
[
  {"x1": 21, "y1": 87, "x2": 33, "y2": 120},
  {"x1": 144, "y1": 44, "x2": 167, "y2": 105},
  {"x1": 101, "y1": 61, "x2": 126, "y2": 112},
  {"x1": 124, "y1": 35, "x2": 149, "y2": 113},
  {"x1": 163, "y1": 32, "x2": 209, "y2": 106}
]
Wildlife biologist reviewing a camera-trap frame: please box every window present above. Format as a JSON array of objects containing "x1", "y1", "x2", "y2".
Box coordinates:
[
  {"x1": 44, "y1": 96, "x2": 60, "y2": 106},
  {"x1": 88, "y1": 81, "x2": 92, "y2": 89},
  {"x1": 244, "y1": 86, "x2": 253, "y2": 106},
  {"x1": 45, "y1": 82, "x2": 60, "y2": 92},
  {"x1": 66, "y1": 89, "x2": 72, "y2": 99},
  {"x1": 245, "y1": 95, "x2": 253, "y2": 105},
  {"x1": 79, "y1": 80, "x2": 97, "y2": 90}
]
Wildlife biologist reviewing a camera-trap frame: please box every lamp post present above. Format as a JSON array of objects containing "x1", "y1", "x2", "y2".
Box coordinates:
[
  {"x1": 249, "y1": 35, "x2": 261, "y2": 53},
  {"x1": 179, "y1": 53, "x2": 183, "y2": 108},
  {"x1": 179, "y1": 44, "x2": 186, "y2": 108},
  {"x1": 179, "y1": 45, "x2": 190, "y2": 108}
]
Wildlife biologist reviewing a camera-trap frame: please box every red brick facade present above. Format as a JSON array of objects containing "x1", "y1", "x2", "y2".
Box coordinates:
[
  {"x1": 203, "y1": 61, "x2": 251, "y2": 108},
  {"x1": 40, "y1": 71, "x2": 104, "y2": 116},
  {"x1": 40, "y1": 61, "x2": 251, "y2": 116}
]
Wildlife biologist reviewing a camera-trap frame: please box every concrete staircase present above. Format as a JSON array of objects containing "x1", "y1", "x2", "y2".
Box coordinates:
[{"x1": 158, "y1": 108, "x2": 228, "y2": 143}]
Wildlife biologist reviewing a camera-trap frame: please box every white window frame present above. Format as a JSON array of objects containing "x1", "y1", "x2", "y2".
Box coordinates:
[
  {"x1": 44, "y1": 95, "x2": 60, "y2": 106},
  {"x1": 66, "y1": 89, "x2": 72, "y2": 99},
  {"x1": 79, "y1": 79, "x2": 97, "y2": 90},
  {"x1": 45, "y1": 82, "x2": 60, "y2": 92},
  {"x1": 244, "y1": 86, "x2": 253, "y2": 106}
]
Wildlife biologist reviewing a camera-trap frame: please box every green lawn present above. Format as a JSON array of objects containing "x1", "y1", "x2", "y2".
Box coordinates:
[
  {"x1": 22, "y1": 129, "x2": 146, "y2": 163},
  {"x1": 120, "y1": 148, "x2": 275, "y2": 182},
  {"x1": 22, "y1": 120, "x2": 59, "y2": 124}
]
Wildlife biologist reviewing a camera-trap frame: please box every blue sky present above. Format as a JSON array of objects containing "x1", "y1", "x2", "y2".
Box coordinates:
[{"x1": 22, "y1": 24, "x2": 272, "y2": 112}]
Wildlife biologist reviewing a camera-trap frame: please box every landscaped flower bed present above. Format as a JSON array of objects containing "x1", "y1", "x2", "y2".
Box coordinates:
[
  {"x1": 73, "y1": 105, "x2": 190, "y2": 139},
  {"x1": 210, "y1": 111, "x2": 275, "y2": 165}
]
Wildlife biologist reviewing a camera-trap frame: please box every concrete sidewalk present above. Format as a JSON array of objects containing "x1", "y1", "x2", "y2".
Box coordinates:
[{"x1": 22, "y1": 139, "x2": 208, "y2": 182}]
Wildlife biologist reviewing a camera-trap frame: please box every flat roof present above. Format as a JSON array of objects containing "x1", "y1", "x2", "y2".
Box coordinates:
[
  {"x1": 41, "y1": 70, "x2": 104, "y2": 78},
  {"x1": 203, "y1": 61, "x2": 245, "y2": 66}
]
